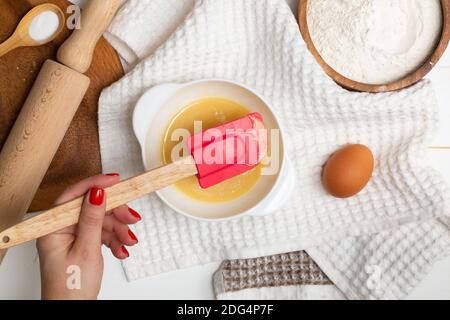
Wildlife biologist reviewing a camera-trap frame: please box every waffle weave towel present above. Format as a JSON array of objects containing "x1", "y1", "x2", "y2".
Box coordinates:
[{"x1": 99, "y1": 0, "x2": 450, "y2": 299}]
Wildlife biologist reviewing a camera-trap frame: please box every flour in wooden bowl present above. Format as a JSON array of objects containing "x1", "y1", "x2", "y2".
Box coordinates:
[{"x1": 307, "y1": 0, "x2": 443, "y2": 85}]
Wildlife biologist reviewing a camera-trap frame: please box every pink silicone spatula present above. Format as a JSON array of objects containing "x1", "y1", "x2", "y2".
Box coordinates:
[{"x1": 0, "y1": 113, "x2": 267, "y2": 249}]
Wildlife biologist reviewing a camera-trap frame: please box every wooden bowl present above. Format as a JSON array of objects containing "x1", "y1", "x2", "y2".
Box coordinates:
[{"x1": 298, "y1": 0, "x2": 450, "y2": 93}]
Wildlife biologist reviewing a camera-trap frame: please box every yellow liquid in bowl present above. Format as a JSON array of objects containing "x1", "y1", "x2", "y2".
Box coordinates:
[{"x1": 162, "y1": 98, "x2": 262, "y2": 203}]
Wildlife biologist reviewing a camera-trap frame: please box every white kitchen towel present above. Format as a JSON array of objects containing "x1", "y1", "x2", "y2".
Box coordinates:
[
  {"x1": 99, "y1": 0, "x2": 450, "y2": 299},
  {"x1": 307, "y1": 218, "x2": 450, "y2": 299},
  {"x1": 104, "y1": 0, "x2": 195, "y2": 66}
]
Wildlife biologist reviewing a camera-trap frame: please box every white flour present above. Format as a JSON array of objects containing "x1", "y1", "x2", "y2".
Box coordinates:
[
  {"x1": 28, "y1": 11, "x2": 60, "y2": 42},
  {"x1": 307, "y1": 0, "x2": 443, "y2": 84}
]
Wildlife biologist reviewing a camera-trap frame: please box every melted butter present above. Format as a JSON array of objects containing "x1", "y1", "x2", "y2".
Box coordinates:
[{"x1": 162, "y1": 98, "x2": 262, "y2": 203}]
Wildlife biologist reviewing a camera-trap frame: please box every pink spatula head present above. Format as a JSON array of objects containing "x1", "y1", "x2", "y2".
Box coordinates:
[{"x1": 188, "y1": 113, "x2": 267, "y2": 188}]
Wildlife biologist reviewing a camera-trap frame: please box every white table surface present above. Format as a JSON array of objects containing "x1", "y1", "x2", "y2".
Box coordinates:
[{"x1": 1, "y1": 0, "x2": 450, "y2": 300}]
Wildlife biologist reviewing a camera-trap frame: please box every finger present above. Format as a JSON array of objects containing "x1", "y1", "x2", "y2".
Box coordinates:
[
  {"x1": 55, "y1": 173, "x2": 120, "y2": 205},
  {"x1": 108, "y1": 205, "x2": 142, "y2": 225},
  {"x1": 73, "y1": 187, "x2": 107, "y2": 251},
  {"x1": 49, "y1": 174, "x2": 120, "y2": 237},
  {"x1": 102, "y1": 232, "x2": 130, "y2": 260},
  {"x1": 103, "y1": 215, "x2": 138, "y2": 246},
  {"x1": 101, "y1": 230, "x2": 114, "y2": 248}
]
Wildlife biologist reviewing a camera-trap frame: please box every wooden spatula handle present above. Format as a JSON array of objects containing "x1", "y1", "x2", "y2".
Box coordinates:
[
  {"x1": 0, "y1": 157, "x2": 198, "y2": 250},
  {"x1": 57, "y1": 0, "x2": 121, "y2": 73}
]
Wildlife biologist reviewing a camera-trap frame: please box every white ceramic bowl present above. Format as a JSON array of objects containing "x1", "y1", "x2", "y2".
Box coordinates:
[{"x1": 133, "y1": 79, "x2": 295, "y2": 221}]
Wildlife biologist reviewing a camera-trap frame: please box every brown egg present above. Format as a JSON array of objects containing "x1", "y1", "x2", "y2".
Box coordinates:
[{"x1": 322, "y1": 144, "x2": 374, "y2": 198}]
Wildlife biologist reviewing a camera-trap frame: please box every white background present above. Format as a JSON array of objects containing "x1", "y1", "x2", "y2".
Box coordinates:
[{"x1": 0, "y1": 0, "x2": 449, "y2": 300}]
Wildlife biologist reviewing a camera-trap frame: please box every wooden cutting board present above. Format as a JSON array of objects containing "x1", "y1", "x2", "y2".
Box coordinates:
[{"x1": 0, "y1": 0, "x2": 124, "y2": 211}]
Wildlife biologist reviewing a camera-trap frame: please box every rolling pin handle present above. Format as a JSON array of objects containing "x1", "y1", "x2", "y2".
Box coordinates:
[{"x1": 57, "y1": 0, "x2": 121, "y2": 73}]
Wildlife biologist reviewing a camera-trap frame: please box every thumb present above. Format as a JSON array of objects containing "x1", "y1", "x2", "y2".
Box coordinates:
[{"x1": 74, "y1": 187, "x2": 106, "y2": 251}]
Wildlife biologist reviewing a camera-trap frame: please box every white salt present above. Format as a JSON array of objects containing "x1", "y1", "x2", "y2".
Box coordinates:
[{"x1": 28, "y1": 11, "x2": 60, "y2": 42}]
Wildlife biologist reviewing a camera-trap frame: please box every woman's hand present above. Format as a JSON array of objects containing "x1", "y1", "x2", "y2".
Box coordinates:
[{"x1": 37, "y1": 174, "x2": 142, "y2": 300}]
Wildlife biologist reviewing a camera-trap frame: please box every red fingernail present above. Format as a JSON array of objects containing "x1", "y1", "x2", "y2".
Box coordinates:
[
  {"x1": 106, "y1": 173, "x2": 120, "y2": 177},
  {"x1": 121, "y1": 246, "x2": 130, "y2": 257},
  {"x1": 89, "y1": 187, "x2": 104, "y2": 206},
  {"x1": 128, "y1": 230, "x2": 138, "y2": 242},
  {"x1": 128, "y1": 208, "x2": 142, "y2": 220}
]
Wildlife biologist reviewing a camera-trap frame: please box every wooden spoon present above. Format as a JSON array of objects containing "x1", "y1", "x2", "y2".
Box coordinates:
[{"x1": 0, "y1": 3, "x2": 65, "y2": 58}]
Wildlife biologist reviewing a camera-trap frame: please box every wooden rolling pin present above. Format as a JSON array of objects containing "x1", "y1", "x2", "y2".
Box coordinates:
[{"x1": 0, "y1": 0, "x2": 120, "y2": 263}]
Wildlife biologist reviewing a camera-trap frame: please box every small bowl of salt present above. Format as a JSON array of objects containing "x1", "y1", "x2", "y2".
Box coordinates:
[{"x1": 298, "y1": 0, "x2": 450, "y2": 92}]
